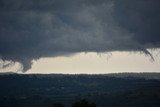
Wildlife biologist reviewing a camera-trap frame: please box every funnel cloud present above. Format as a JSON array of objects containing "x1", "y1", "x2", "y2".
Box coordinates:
[{"x1": 0, "y1": 0, "x2": 160, "y2": 71}]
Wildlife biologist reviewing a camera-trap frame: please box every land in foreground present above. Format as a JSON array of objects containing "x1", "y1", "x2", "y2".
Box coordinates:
[{"x1": 0, "y1": 73, "x2": 160, "y2": 107}]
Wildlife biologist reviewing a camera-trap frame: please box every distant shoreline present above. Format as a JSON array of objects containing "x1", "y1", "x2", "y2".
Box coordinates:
[{"x1": 1, "y1": 72, "x2": 160, "y2": 80}]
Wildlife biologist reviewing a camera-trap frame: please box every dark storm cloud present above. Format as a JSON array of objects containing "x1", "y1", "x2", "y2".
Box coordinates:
[{"x1": 0, "y1": 0, "x2": 160, "y2": 71}]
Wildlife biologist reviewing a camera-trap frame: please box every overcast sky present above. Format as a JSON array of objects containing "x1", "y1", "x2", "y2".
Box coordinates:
[{"x1": 0, "y1": 0, "x2": 160, "y2": 73}]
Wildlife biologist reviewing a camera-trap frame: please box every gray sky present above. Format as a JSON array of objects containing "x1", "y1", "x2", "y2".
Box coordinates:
[{"x1": 0, "y1": 0, "x2": 160, "y2": 73}]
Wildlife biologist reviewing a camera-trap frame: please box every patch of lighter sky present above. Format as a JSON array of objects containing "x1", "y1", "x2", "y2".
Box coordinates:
[
  {"x1": 26, "y1": 49, "x2": 160, "y2": 74},
  {"x1": 0, "y1": 49, "x2": 160, "y2": 74}
]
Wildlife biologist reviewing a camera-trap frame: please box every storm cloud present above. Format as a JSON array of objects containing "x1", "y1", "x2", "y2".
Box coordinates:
[{"x1": 0, "y1": 0, "x2": 160, "y2": 71}]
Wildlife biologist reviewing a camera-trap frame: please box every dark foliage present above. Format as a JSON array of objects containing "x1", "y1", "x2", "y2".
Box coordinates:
[
  {"x1": 71, "y1": 99, "x2": 96, "y2": 107},
  {"x1": 51, "y1": 103, "x2": 64, "y2": 107}
]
